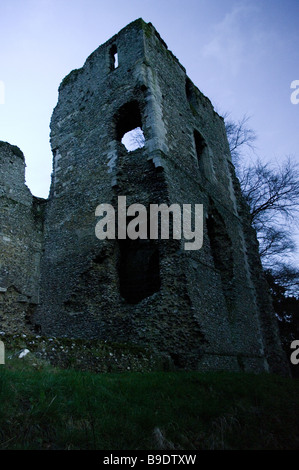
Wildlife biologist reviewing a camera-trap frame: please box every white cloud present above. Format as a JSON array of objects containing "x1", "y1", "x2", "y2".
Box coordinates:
[{"x1": 201, "y1": 3, "x2": 259, "y2": 75}]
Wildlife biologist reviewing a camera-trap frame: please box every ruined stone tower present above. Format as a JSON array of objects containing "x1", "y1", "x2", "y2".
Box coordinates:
[{"x1": 0, "y1": 19, "x2": 287, "y2": 374}]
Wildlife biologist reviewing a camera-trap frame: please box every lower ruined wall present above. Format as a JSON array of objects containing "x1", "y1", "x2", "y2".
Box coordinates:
[
  {"x1": 0, "y1": 142, "x2": 45, "y2": 335},
  {"x1": 0, "y1": 137, "x2": 290, "y2": 376}
]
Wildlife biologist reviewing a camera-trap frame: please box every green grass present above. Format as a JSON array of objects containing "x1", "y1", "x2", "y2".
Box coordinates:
[{"x1": 0, "y1": 358, "x2": 298, "y2": 450}]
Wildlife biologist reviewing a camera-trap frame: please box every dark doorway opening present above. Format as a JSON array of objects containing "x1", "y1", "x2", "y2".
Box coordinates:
[{"x1": 118, "y1": 237, "x2": 161, "y2": 304}]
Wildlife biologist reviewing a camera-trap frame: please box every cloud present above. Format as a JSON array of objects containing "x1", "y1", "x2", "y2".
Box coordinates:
[{"x1": 201, "y1": 2, "x2": 259, "y2": 75}]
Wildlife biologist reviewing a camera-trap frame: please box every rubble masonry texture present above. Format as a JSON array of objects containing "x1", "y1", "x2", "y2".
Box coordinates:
[{"x1": 0, "y1": 19, "x2": 288, "y2": 374}]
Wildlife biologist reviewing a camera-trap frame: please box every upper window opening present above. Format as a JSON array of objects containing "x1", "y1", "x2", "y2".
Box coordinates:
[
  {"x1": 114, "y1": 52, "x2": 118, "y2": 69},
  {"x1": 110, "y1": 44, "x2": 118, "y2": 70},
  {"x1": 121, "y1": 127, "x2": 145, "y2": 151}
]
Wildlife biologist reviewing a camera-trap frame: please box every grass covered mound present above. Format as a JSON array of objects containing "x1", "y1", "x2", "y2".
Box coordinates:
[{"x1": 0, "y1": 358, "x2": 298, "y2": 450}]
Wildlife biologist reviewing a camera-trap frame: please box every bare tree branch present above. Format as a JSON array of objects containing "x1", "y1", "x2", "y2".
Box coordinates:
[
  {"x1": 239, "y1": 157, "x2": 299, "y2": 226},
  {"x1": 223, "y1": 113, "x2": 257, "y2": 165},
  {"x1": 224, "y1": 114, "x2": 299, "y2": 272}
]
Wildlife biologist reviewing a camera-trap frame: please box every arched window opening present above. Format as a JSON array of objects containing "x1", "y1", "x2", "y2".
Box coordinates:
[{"x1": 115, "y1": 101, "x2": 145, "y2": 152}]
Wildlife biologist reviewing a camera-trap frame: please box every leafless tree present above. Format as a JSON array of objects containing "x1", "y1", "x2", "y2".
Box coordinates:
[
  {"x1": 223, "y1": 113, "x2": 257, "y2": 166},
  {"x1": 268, "y1": 264, "x2": 299, "y2": 294},
  {"x1": 224, "y1": 114, "x2": 299, "y2": 289},
  {"x1": 238, "y1": 157, "x2": 299, "y2": 265}
]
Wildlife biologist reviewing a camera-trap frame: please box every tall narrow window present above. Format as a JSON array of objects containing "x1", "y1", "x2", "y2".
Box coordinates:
[
  {"x1": 185, "y1": 77, "x2": 197, "y2": 110},
  {"x1": 194, "y1": 130, "x2": 207, "y2": 173},
  {"x1": 185, "y1": 77, "x2": 193, "y2": 102},
  {"x1": 194, "y1": 131, "x2": 205, "y2": 163},
  {"x1": 114, "y1": 51, "x2": 118, "y2": 68},
  {"x1": 207, "y1": 208, "x2": 234, "y2": 314},
  {"x1": 193, "y1": 130, "x2": 215, "y2": 181},
  {"x1": 110, "y1": 44, "x2": 118, "y2": 70}
]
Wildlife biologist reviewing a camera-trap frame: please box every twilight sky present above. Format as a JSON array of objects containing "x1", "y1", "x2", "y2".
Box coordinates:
[{"x1": 1, "y1": 0, "x2": 298, "y2": 260}]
